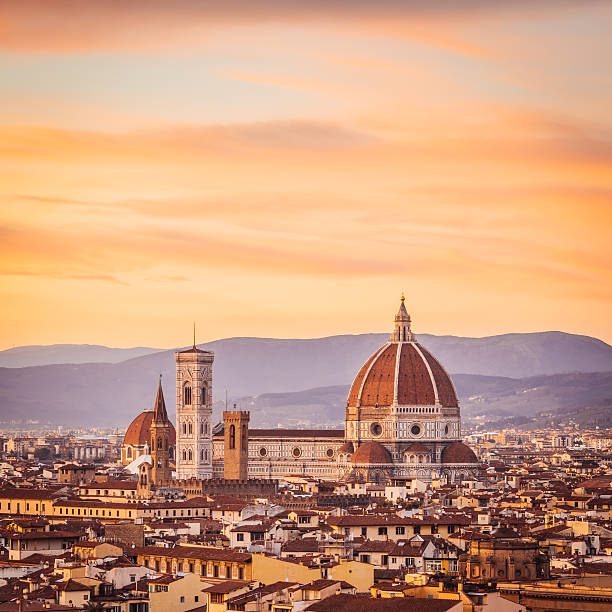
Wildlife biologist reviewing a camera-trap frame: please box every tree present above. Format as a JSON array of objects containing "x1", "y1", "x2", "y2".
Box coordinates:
[{"x1": 83, "y1": 602, "x2": 106, "y2": 611}]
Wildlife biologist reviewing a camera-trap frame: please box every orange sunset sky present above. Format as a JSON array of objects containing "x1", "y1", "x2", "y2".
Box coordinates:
[{"x1": 1, "y1": 1, "x2": 611, "y2": 349}]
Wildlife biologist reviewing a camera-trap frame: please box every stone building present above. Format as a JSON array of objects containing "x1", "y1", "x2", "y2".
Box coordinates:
[
  {"x1": 462, "y1": 529, "x2": 550, "y2": 582},
  {"x1": 209, "y1": 297, "x2": 479, "y2": 484},
  {"x1": 123, "y1": 297, "x2": 479, "y2": 487}
]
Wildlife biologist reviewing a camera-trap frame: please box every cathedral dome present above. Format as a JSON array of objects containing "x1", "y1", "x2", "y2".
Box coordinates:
[
  {"x1": 351, "y1": 441, "x2": 392, "y2": 464},
  {"x1": 441, "y1": 441, "x2": 478, "y2": 464},
  {"x1": 347, "y1": 297, "x2": 458, "y2": 409},
  {"x1": 123, "y1": 410, "x2": 176, "y2": 447}
]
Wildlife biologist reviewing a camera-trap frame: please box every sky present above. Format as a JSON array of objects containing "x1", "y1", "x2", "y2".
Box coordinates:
[{"x1": 1, "y1": 0, "x2": 611, "y2": 349}]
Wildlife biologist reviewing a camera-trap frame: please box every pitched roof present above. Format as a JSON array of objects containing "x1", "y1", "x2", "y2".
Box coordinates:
[{"x1": 305, "y1": 594, "x2": 460, "y2": 612}]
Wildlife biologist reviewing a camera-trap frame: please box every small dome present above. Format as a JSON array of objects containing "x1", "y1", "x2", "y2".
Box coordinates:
[
  {"x1": 123, "y1": 411, "x2": 176, "y2": 447},
  {"x1": 351, "y1": 441, "x2": 392, "y2": 465},
  {"x1": 338, "y1": 441, "x2": 355, "y2": 454},
  {"x1": 441, "y1": 441, "x2": 478, "y2": 464}
]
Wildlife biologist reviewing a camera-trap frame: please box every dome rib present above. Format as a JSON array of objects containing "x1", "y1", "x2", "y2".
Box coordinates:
[
  {"x1": 347, "y1": 343, "x2": 389, "y2": 406},
  {"x1": 412, "y1": 343, "x2": 439, "y2": 405},
  {"x1": 360, "y1": 344, "x2": 396, "y2": 407},
  {"x1": 419, "y1": 345, "x2": 459, "y2": 407}
]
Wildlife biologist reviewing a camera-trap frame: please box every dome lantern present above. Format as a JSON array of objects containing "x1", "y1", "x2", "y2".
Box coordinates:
[{"x1": 390, "y1": 293, "x2": 414, "y2": 342}]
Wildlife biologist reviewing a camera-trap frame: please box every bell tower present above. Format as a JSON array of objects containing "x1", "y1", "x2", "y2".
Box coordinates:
[
  {"x1": 175, "y1": 335, "x2": 213, "y2": 480},
  {"x1": 223, "y1": 409, "x2": 250, "y2": 480},
  {"x1": 150, "y1": 376, "x2": 172, "y2": 486}
]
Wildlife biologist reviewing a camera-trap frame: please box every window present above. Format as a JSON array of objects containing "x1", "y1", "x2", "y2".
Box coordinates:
[
  {"x1": 237, "y1": 533, "x2": 244, "y2": 542},
  {"x1": 378, "y1": 527, "x2": 387, "y2": 536},
  {"x1": 182, "y1": 423, "x2": 187, "y2": 435},
  {"x1": 184, "y1": 385, "x2": 192, "y2": 405},
  {"x1": 180, "y1": 596, "x2": 185, "y2": 603},
  {"x1": 188, "y1": 423, "x2": 192, "y2": 434},
  {"x1": 188, "y1": 449, "x2": 192, "y2": 461},
  {"x1": 381, "y1": 555, "x2": 389, "y2": 566},
  {"x1": 413, "y1": 526, "x2": 421, "y2": 535},
  {"x1": 229, "y1": 425, "x2": 236, "y2": 450},
  {"x1": 202, "y1": 387, "x2": 207, "y2": 404},
  {"x1": 396, "y1": 526, "x2": 405, "y2": 535},
  {"x1": 361, "y1": 527, "x2": 367, "y2": 537},
  {"x1": 194, "y1": 596, "x2": 199, "y2": 603}
]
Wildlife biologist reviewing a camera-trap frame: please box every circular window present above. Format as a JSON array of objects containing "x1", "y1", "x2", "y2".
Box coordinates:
[
  {"x1": 259, "y1": 447, "x2": 267, "y2": 457},
  {"x1": 326, "y1": 448, "x2": 334, "y2": 458},
  {"x1": 370, "y1": 422, "x2": 383, "y2": 437},
  {"x1": 411, "y1": 424, "x2": 422, "y2": 437},
  {"x1": 444, "y1": 424, "x2": 449, "y2": 436},
  {"x1": 292, "y1": 447, "x2": 302, "y2": 458}
]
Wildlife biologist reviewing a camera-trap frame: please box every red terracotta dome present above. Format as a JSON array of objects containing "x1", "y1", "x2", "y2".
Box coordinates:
[
  {"x1": 123, "y1": 411, "x2": 176, "y2": 447},
  {"x1": 347, "y1": 299, "x2": 457, "y2": 409},
  {"x1": 441, "y1": 441, "x2": 478, "y2": 464},
  {"x1": 351, "y1": 441, "x2": 392, "y2": 465},
  {"x1": 338, "y1": 441, "x2": 355, "y2": 454}
]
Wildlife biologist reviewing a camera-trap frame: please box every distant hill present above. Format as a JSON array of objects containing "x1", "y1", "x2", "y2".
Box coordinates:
[
  {"x1": 0, "y1": 344, "x2": 161, "y2": 368},
  {"x1": 454, "y1": 370, "x2": 612, "y2": 423},
  {"x1": 0, "y1": 331, "x2": 611, "y2": 428}
]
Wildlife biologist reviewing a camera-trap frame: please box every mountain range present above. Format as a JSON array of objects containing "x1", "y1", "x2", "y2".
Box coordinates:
[{"x1": 0, "y1": 331, "x2": 610, "y2": 429}]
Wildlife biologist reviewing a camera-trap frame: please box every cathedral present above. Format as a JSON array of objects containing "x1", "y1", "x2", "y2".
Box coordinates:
[{"x1": 123, "y1": 298, "x2": 479, "y2": 489}]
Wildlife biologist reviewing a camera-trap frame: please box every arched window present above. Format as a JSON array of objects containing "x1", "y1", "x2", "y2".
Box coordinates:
[
  {"x1": 182, "y1": 450, "x2": 187, "y2": 461},
  {"x1": 188, "y1": 449, "x2": 192, "y2": 461},
  {"x1": 242, "y1": 425, "x2": 247, "y2": 451},
  {"x1": 182, "y1": 423, "x2": 187, "y2": 435},
  {"x1": 188, "y1": 423, "x2": 192, "y2": 435},
  {"x1": 229, "y1": 424, "x2": 236, "y2": 450},
  {"x1": 202, "y1": 387, "x2": 207, "y2": 404},
  {"x1": 200, "y1": 423, "x2": 204, "y2": 435},
  {"x1": 201, "y1": 449, "x2": 205, "y2": 461},
  {"x1": 205, "y1": 449, "x2": 208, "y2": 461},
  {"x1": 126, "y1": 447, "x2": 132, "y2": 459},
  {"x1": 157, "y1": 438, "x2": 162, "y2": 450},
  {"x1": 184, "y1": 385, "x2": 192, "y2": 405}
]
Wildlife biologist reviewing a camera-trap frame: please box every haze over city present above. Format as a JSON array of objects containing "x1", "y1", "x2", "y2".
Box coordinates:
[{"x1": 1, "y1": 1, "x2": 611, "y2": 350}]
